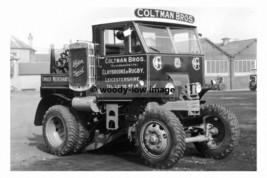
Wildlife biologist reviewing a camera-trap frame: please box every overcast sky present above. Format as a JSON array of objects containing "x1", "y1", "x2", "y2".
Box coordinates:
[{"x1": 8, "y1": 1, "x2": 257, "y2": 51}]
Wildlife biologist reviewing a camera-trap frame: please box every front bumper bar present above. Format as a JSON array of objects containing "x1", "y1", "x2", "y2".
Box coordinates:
[
  {"x1": 148, "y1": 100, "x2": 200, "y2": 116},
  {"x1": 163, "y1": 100, "x2": 200, "y2": 115}
]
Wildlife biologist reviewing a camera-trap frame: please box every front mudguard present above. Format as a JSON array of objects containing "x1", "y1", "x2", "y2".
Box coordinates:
[{"x1": 198, "y1": 87, "x2": 212, "y2": 99}]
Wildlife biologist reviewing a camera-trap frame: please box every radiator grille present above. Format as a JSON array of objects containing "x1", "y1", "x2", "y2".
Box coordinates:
[{"x1": 69, "y1": 43, "x2": 94, "y2": 91}]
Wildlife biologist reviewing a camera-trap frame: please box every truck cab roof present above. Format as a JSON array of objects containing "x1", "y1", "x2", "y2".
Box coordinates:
[{"x1": 92, "y1": 18, "x2": 196, "y2": 28}]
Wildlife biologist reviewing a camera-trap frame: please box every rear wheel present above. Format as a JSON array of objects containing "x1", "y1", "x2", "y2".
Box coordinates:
[
  {"x1": 135, "y1": 108, "x2": 185, "y2": 169},
  {"x1": 193, "y1": 104, "x2": 240, "y2": 159},
  {"x1": 43, "y1": 105, "x2": 78, "y2": 156},
  {"x1": 73, "y1": 116, "x2": 90, "y2": 153}
]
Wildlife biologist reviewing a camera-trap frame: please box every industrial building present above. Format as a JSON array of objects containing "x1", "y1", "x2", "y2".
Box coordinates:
[{"x1": 201, "y1": 38, "x2": 257, "y2": 90}]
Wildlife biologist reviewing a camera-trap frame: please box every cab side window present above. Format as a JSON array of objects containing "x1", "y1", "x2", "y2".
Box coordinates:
[
  {"x1": 130, "y1": 31, "x2": 142, "y2": 54},
  {"x1": 104, "y1": 28, "x2": 125, "y2": 55}
]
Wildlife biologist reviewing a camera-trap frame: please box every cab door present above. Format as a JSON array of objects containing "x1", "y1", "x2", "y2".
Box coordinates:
[
  {"x1": 96, "y1": 25, "x2": 129, "y2": 99},
  {"x1": 96, "y1": 24, "x2": 148, "y2": 100}
]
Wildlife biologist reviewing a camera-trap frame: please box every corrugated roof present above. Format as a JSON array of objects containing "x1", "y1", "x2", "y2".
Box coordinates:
[
  {"x1": 216, "y1": 38, "x2": 256, "y2": 56},
  {"x1": 10, "y1": 36, "x2": 36, "y2": 51},
  {"x1": 18, "y1": 62, "x2": 50, "y2": 75},
  {"x1": 200, "y1": 38, "x2": 231, "y2": 57}
]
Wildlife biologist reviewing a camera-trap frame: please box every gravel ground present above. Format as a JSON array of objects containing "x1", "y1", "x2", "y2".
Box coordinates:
[{"x1": 10, "y1": 90, "x2": 256, "y2": 171}]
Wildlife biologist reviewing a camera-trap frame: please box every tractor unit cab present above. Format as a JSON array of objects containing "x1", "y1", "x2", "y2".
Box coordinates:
[
  {"x1": 92, "y1": 18, "x2": 204, "y2": 102},
  {"x1": 35, "y1": 8, "x2": 240, "y2": 169}
]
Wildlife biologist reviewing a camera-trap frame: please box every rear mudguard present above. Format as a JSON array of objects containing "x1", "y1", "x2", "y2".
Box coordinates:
[{"x1": 34, "y1": 94, "x2": 71, "y2": 126}]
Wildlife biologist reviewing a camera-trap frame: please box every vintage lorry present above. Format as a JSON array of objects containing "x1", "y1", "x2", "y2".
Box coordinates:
[
  {"x1": 206, "y1": 76, "x2": 227, "y2": 91},
  {"x1": 34, "y1": 8, "x2": 240, "y2": 169},
  {"x1": 249, "y1": 68, "x2": 257, "y2": 91}
]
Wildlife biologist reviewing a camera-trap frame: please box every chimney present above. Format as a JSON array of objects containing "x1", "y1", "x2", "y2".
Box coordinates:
[
  {"x1": 222, "y1": 37, "x2": 230, "y2": 46},
  {"x1": 28, "y1": 33, "x2": 33, "y2": 47},
  {"x1": 50, "y1": 44, "x2": 56, "y2": 73}
]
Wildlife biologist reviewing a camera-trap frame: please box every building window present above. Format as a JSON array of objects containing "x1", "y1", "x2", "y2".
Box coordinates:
[
  {"x1": 205, "y1": 60, "x2": 229, "y2": 76},
  {"x1": 234, "y1": 60, "x2": 256, "y2": 76}
]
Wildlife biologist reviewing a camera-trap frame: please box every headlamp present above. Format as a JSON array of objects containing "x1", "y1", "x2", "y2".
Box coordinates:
[
  {"x1": 196, "y1": 82, "x2": 202, "y2": 93},
  {"x1": 139, "y1": 80, "x2": 145, "y2": 86},
  {"x1": 165, "y1": 83, "x2": 175, "y2": 95}
]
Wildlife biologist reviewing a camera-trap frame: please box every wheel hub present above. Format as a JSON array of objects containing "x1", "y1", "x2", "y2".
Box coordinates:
[
  {"x1": 142, "y1": 122, "x2": 169, "y2": 156},
  {"x1": 205, "y1": 116, "x2": 226, "y2": 149},
  {"x1": 209, "y1": 127, "x2": 219, "y2": 135},
  {"x1": 46, "y1": 116, "x2": 65, "y2": 147},
  {"x1": 149, "y1": 134, "x2": 159, "y2": 143}
]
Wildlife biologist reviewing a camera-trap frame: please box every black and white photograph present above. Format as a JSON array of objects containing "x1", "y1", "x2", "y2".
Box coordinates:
[{"x1": 3, "y1": 0, "x2": 265, "y2": 174}]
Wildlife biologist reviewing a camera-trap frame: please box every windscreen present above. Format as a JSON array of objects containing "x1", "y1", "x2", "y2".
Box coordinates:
[{"x1": 137, "y1": 23, "x2": 201, "y2": 54}]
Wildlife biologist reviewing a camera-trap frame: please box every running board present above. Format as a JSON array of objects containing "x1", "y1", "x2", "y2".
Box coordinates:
[{"x1": 85, "y1": 129, "x2": 127, "y2": 151}]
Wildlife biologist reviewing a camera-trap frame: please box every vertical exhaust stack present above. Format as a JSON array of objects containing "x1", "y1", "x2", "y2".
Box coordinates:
[{"x1": 50, "y1": 44, "x2": 56, "y2": 73}]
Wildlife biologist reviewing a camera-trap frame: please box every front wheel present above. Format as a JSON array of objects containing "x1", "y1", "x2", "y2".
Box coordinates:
[
  {"x1": 135, "y1": 108, "x2": 185, "y2": 169},
  {"x1": 193, "y1": 104, "x2": 240, "y2": 159}
]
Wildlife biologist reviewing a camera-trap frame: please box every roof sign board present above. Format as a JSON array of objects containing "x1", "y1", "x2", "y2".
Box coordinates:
[{"x1": 134, "y1": 8, "x2": 195, "y2": 24}]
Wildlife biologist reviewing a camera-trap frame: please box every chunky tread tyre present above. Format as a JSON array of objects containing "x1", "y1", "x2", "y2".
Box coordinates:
[
  {"x1": 135, "y1": 108, "x2": 186, "y2": 169},
  {"x1": 73, "y1": 117, "x2": 90, "y2": 154},
  {"x1": 194, "y1": 104, "x2": 240, "y2": 159},
  {"x1": 43, "y1": 105, "x2": 78, "y2": 156}
]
